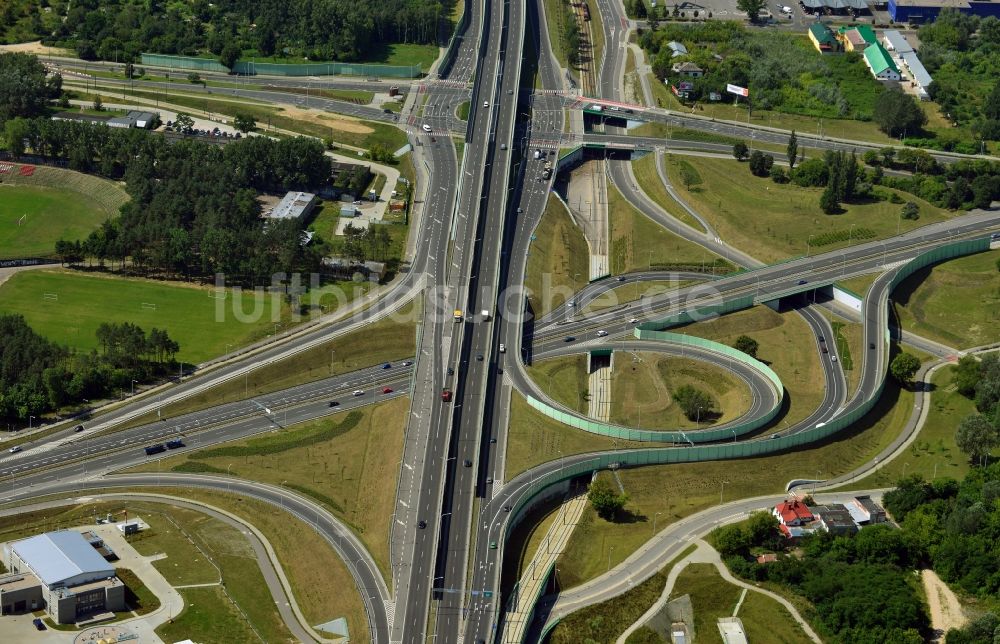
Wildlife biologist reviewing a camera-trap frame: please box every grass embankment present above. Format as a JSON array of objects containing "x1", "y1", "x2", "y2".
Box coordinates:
[
  {"x1": 673, "y1": 306, "x2": 822, "y2": 429},
  {"x1": 504, "y1": 393, "x2": 673, "y2": 480},
  {"x1": 844, "y1": 363, "x2": 983, "y2": 489},
  {"x1": 67, "y1": 83, "x2": 407, "y2": 151},
  {"x1": 631, "y1": 153, "x2": 701, "y2": 231},
  {"x1": 892, "y1": 250, "x2": 1000, "y2": 349},
  {"x1": 457, "y1": 101, "x2": 470, "y2": 120},
  {"x1": 525, "y1": 194, "x2": 589, "y2": 317},
  {"x1": 582, "y1": 279, "x2": 698, "y2": 314},
  {"x1": 0, "y1": 270, "x2": 294, "y2": 364},
  {"x1": 0, "y1": 500, "x2": 294, "y2": 642},
  {"x1": 609, "y1": 182, "x2": 731, "y2": 275},
  {"x1": 542, "y1": 0, "x2": 573, "y2": 76},
  {"x1": 525, "y1": 355, "x2": 589, "y2": 414},
  {"x1": 129, "y1": 398, "x2": 408, "y2": 579},
  {"x1": 0, "y1": 166, "x2": 129, "y2": 258},
  {"x1": 125, "y1": 299, "x2": 417, "y2": 425},
  {"x1": 500, "y1": 496, "x2": 563, "y2": 602},
  {"x1": 666, "y1": 156, "x2": 954, "y2": 264},
  {"x1": 609, "y1": 354, "x2": 752, "y2": 430},
  {"x1": 556, "y1": 375, "x2": 914, "y2": 585},
  {"x1": 829, "y1": 318, "x2": 863, "y2": 397},
  {"x1": 837, "y1": 272, "x2": 880, "y2": 296},
  {"x1": 547, "y1": 544, "x2": 697, "y2": 643}
]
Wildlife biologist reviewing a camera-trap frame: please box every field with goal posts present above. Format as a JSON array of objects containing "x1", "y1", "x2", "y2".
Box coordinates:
[
  {"x1": 0, "y1": 270, "x2": 294, "y2": 364},
  {"x1": 0, "y1": 164, "x2": 130, "y2": 259}
]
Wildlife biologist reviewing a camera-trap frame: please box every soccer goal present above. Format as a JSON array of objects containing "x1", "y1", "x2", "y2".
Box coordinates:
[
  {"x1": 207, "y1": 288, "x2": 228, "y2": 300},
  {"x1": 42, "y1": 293, "x2": 58, "y2": 301},
  {"x1": 141, "y1": 302, "x2": 158, "y2": 311}
]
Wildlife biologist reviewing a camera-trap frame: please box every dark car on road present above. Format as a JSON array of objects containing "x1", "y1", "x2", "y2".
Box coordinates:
[{"x1": 33, "y1": 618, "x2": 46, "y2": 631}]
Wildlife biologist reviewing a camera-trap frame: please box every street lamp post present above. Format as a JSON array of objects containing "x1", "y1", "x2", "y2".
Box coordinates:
[
  {"x1": 131, "y1": 379, "x2": 138, "y2": 396},
  {"x1": 227, "y1": 463, "x2": 234, "y2": 492},
  {"x1": 720, "y1": 480, "x2": 727, "y2": 505},
  {"x1": 607, "y1": 545, "x2": 615, "y2": 572},
  {"x1": 653, "y1": 511, "x2": 662, "y2": 533},
  {"x1": 29, "y1": 416, "x2": 35, "y2": 430}
]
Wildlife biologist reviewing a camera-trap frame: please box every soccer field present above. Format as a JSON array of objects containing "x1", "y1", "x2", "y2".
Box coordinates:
[
  {"x1": 0, "y1": 270, "x2": 293, "y2": 364},
  {"x1": 0, "y1": 185, "x2": 115, "y2": 258}
]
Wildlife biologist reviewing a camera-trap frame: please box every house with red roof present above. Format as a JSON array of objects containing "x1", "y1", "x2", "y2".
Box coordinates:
[{"x1": 773, "y1": 499, "x2": 814, "y2": 526}]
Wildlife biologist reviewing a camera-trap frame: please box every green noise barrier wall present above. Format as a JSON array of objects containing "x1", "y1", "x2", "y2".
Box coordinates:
[
  {"x1": 140, "y1": 53, "x2": 423, "y2": 78},
  {"x1": 519, "y1": 237, "x2": 990, "y2": 482},
  {"x1": 525, "y1": 332, "x2": 783, "y2": 443}
]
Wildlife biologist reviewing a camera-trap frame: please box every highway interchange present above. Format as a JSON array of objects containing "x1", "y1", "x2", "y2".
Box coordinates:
[{"x1": 5, "y1": 2, "x2": 1000, "y2": 643}]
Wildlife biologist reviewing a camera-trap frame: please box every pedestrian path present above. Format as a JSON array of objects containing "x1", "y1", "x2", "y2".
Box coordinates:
[
  {"x1": 500, "y1": 492, "x2": 589, "y2": 644},
  {"x1": 615, "y1": 540, "x2": 821, "y2": 644},
  {"x1": 588, "y1": 363, "x2": 612, "y2": 422}
]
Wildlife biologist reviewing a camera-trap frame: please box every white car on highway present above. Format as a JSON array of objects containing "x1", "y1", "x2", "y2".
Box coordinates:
[
  {"x1": 422, "y1": 124, "x2": 432, "y2": 132},
  {"x1": 353, "y1": 390, "x2": 365, "y2": 396},
  {"x1": 596, "y1": 330, "x2": 609, "y2": 337}
]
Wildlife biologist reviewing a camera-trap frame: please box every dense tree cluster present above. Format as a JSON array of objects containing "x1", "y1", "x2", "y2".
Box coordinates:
[
  {"x1": 918, "y1": 10, "x2": 1000, "y2": 141},
  {"x1": 951, "y1": 354, "x2": 1000, "y2": 463},
  {"x1": 873, "y1": 87, "x2": 928, "y2": 139},
  {"x1": 0, "y1": 314, "x2": 178, "y2": 423},
  {"x1": 720, "y1": 511, "x2": 928, "y2": 643},
  {"x1": 672, "y1": 384, "x2": 715, "y2": 422},
  {"x1": 2, "y1": 117, "x2": 333, "y2": 283},
  {"x1": 0, "y1": 52, "x2": 61, "y2": 124},
  {"x1": 7, "y1": 0, "x2": 452, "y2": 65},
  {"x1": 884, "y1": 465, "x2": 1000, "y2": 604}
]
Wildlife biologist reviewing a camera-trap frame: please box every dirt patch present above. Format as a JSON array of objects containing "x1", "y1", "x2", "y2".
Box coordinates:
[
  {"x1": 922, "y1": 569, "x2": 966, "y2": 641},
  {"x1": 278, "y1": 105, "x2": 373, "y2": 134},
  {"x1": 0, "y1": 264, "x2": 51, "y2": 288},
  {"x1": 0, "y1": 40, "x2": 72, "y2": 56}
]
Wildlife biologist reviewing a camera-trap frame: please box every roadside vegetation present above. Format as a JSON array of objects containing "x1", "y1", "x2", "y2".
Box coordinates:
[
  {"x1": 667, "y1": 155, "x2": 954, "y2": 263},
  {"x1": 525, "y1": 355, "x2": 589, "y2": 414},
  {"x1": 124, "y1": 299, "x2": 417, "y2": 426},
  {"x1": 546, "y1": 544, "x2": 697, "y2": 643},
  {"x1": 0, "y1": 0, "x2": 448, "y2": 72},
  {"x1": 130, "y1": 397, "x2": 408, "y2": 580},
  {"x1": 609, "y1": 182, "x2": 732, "y2": 274},
  {"x1": 672, "y1": 306, "x2": 822, "y2": 428},
  {"x1": 524, "y1": 194, "x2": 589, "y2": 317},
  {"x1": 609, "y1": 354, "x2": 752, "y2": 429},
  {"x1": 892, "y1": 250, "x2": 1000, "y2": 349},
  {"x1": 554, "y1": 363, "x2": 916, "y2": 587}
]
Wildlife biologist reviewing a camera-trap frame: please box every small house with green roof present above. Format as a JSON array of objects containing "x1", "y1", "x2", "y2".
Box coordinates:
[
  {"x1": 862, "y1": 42, "x2": 901, "y2": 81},
  {"x1": 808, "y1": 23, "x2": 839, "y2": 53},
  {"x1": 837, "y1": 25, "x2": 877, "y2": 52}
]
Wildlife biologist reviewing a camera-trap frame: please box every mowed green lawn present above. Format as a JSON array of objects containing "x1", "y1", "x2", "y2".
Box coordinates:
[
  {"x1": 666, "y1": 156, "x2": 955, "y2": 264},
  {"x1": 893, "y1": 249, "x2": 1000, "y2": 349},
  {"x1": 0, "y1": 186, "x2": 111, "y2": 258},
  {"x1": 0, "y1": 270, "x2": 290, "y2": 363}
]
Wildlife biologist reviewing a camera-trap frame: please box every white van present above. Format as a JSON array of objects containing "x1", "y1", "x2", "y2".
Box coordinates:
[
  {"x1": 422, "y1": 124, "x2": 432, "y2": 132},
  {"x1": 499, "y1": 343, "x2": 506, "y2": 353},
  {"x1": 534, "y1": 149, "x2": 541, "y2": 160}
]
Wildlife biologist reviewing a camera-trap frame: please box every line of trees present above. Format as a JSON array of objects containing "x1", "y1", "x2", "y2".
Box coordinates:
[
  {"x1": 0, "y1": 53, "x2": 62, "y2": 124},
  {"x1": 3, "y1": 116, "x2": 333, "y2": 284},
  {"x1": 18, "y1": 0, "x2": 452, "y2": 66},
  {"x1": 0, "y1": 314, "x2": 179, "y2": 424}
]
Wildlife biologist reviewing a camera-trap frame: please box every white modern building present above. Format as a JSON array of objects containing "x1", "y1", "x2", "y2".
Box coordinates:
[{"x1": 2, "y1": 531, "x2": 124, "y2": 623}]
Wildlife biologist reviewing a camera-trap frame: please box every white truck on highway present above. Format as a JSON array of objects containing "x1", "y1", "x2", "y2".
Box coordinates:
[{"x1": 481, "y1": 309, "x2": 491, "y2": 321}]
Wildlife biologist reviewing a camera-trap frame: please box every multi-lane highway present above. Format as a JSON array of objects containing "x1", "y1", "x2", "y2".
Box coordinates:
[{"x1": 7, "y1": 2, "x2": 1000, "y2": 643}]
